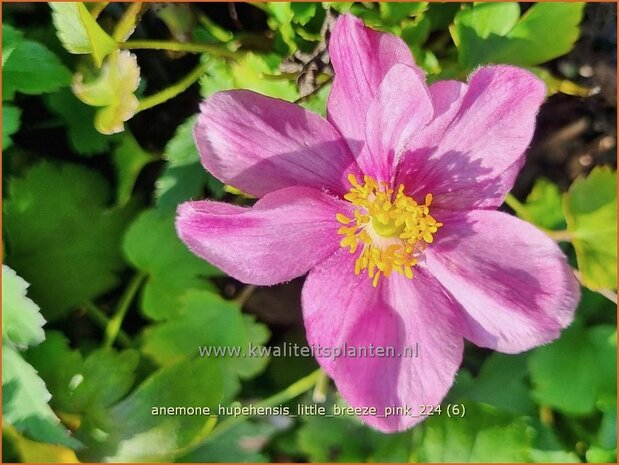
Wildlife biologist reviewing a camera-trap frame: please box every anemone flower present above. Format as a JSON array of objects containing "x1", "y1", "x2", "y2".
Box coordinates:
[{"x1": 176, "y1": 14, "x2": 580, "y2": 432}]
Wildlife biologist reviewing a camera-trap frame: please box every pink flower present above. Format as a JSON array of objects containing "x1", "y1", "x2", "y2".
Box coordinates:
[{"x1": 176, "y1": 14, "x2": 580, "y2": 432}]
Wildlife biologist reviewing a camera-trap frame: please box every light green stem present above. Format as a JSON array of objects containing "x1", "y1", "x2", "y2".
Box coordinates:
[
  {"x1": 504, "y1": 193, "x2": 533, "y2": 222},
  {"x1": 206, "y1": 369, "x2": 322, "y2": 441},
  {"x1": 113, "y1": 2, "x2": 144, "y2": 42},
  {"x1": 104, "y1": 273, "x2": 147, "y2": 348},
  {"x1": 122, "y1": 39, "x2": 237, "y2": 58},
  {"x1": 136, "y1": 61, "x2": 210, "y2": 113},
  {"x1": 82, "y1": 301, "x2": 132, "y2": 349}
]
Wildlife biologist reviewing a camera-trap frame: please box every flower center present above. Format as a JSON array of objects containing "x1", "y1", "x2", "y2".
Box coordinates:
[{"x1": 336, "y1": 174, "x2": 443, "y2": 287}]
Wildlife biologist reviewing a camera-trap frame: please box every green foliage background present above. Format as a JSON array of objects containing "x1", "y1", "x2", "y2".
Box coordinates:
[{"x1": 2, "y1": 2, "x2": 617, "y2": 463}]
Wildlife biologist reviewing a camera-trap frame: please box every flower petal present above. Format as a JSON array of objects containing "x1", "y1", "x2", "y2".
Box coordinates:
[
  {"x1": 327, "y1": 14, "x2": 423, "y2": 156},
  {"x1": 176, "y1": 187, "x2": 350, "y2": 285},
  {"x1": 425, "y1": 209, "x2": 580, "y2": 353},
  {"x1": 364, "y1": 64, "x2": 433, "y2": 182},
  {"x1": 397, "y1": 66, "x2": 545, "y2": 210},
  {"x1": 302, "y1": 248, "x2": 463, "y2": 432},
  {"x1": 195, "y1": 90, "x2": 359, "y2": 198}
]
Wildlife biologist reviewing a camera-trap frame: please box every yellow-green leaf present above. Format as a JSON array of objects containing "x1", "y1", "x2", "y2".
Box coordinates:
[
  {"x1": 564, "y1": 166, "x2": 617, "y2": 289},
  {"x1": 50, "y1": 2, "x2": 117, "y2": 67}
]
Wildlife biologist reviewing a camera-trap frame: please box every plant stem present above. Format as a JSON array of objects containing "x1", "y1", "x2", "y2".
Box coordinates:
[
  {"x1": 82, "y1": 301, "x2": 133, "y2": 349},
  {"x1": 136, "y1": 61, "x2": 210, "y2": 113},
  {"x1": 113, "y1": 2, "x2": 144, "y2": 42},
  {"x1": 206, "y1": 369, "x2": 321, "y2": 441},
  {"x1": 234, "y1": 284, "x2": 257, "y2": 307},
  {"x1": 504, "y1": 193, "x2": 533, "y2": 222},
  {"x1": 544, "y1": 229, "x2": 574, "y2": 242},
  {"x1": 121, "y1": 40, "x2": 237, "y2": 58},
  {"x1": 90, "y1": 2, "x2": 109, "y2": 20},
  {"x1": 103, "y1": 273, "x2": 147, "y2": 348}
]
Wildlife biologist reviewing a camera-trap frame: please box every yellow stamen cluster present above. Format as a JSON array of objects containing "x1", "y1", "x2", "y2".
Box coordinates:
[{"x1": 337, "y1": 174, "x2": 443, "y2": 287}]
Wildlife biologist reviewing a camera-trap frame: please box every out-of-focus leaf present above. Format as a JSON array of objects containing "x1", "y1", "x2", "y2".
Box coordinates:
[
  {"x1": 112, "y1": 133, "x2": 153, "y2": 206},
  {"x1": 45, "y1": 89, "x2": 116, "y2": 156},
  {"x1": 142, "y1": 290, "x2": 270, "y2": 392},
  {"x1": 75, "y1": 358, "x2": 223, "y2": 462},
  {"x1": 297, "y1": 399, "x2": 411, "y2": 462},
  {"x1": 529, "y1": 324, "x2": 617, "y2": 415},
  {"x1": 4, "y1": 162, "x2": 134, "y2": 321},
  {"x1": 521, "y1": 177, "x2": 567, "y2": 231},
  {"x1": 379, "y1": 2, "x2": 428, "y2": 24},
  {"x1": 3, "y1": 344, "x2": 81, "y2": 448},
  {"x1": 413, "y1": 403, "x2": 533, "y2": 462},
  {"x1": 455, "y1": 353, "x2": 534, "y2": 415},
  {"x1": 73, "y1": 50, "x2": 140, "y2": 135},
  {"x1": 155, "y1": 115, "x2": 225, "y2": 212},
  {"x1": 401, "y1": 16, "x2": 431, "y2": 46},
  {"x1": 453, "y1": 3, "x2": 585, "y2": 69},
  {"x1": 2, "y1": 24, "x2": 23, "y2": 66},
  {"x1": 291, "y1": 2, "x2": 318, "y2": 25},
  {"x1": 2, "y1": 266, "x2": 45, "y2": 350},
  {"x1": 587, "y1": 446, "x2": 617, "y2": 463},
  {"x1": 564, "y1": 166, "x2": 617, "y2": 289},
  {"x1": 200, "y1": 54, "x2": 298, "y2": 101},
  {"x1": 299, "y1": 84, "x2": 330, "y2": 117},
  {"x1": 123, "y1": 209, "x2": 222, "y2": 320},
  {"x1": 180, "y1": 421, "x2": 276, "y2": 462},
  {"x1": 2, "y1": 25, "x2": 71, "y2": 100},
  {"x1": 425, "y1": 2, "x2": 460, "y2": 32},
  {"x1": 50, "y1": 2, "x2": 117, "y2": 67},
  {"x1": 2, "y1": 104, "x2": 21, "y2": 150},
  {"x1": 27, "y1": 331, "x2": 139, "y2": 414},
  {"x1": 157, "y1": 3, "x2": 197, "y2": 43}
]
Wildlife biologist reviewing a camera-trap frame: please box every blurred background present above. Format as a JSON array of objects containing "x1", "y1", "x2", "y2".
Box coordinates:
[{"x1": 2, "y1": 2, "x2": 617, "y2": 463}]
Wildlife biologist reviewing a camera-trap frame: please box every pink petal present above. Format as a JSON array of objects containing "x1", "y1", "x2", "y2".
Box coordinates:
[
  {"x1": 302, "y1": 249, "x2": 463, "y2": 432},
  {"x1": 176, "y1": 187, "x2": 351, "y2": 285},
  {"x1": 364, "y1": 64, "x2": 433, "y2": 182},
  {"x1": 425, "y1": 209, "x2": 580, "y2": 353},
  {"x1": 327, "y1": 14, "x2": 423, "y2": 157},
  {"x1": 195, "y1": 90, "x2": 360, "y2": 198},
  {"x1": 396, "y1": 66, "x2": 545, "y2": 210}
]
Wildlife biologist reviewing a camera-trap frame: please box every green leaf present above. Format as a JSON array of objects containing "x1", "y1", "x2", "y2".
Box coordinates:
[
  {"x1": 297, "y1": 399, "x2": 411, "y2": 462},
  {"x1": 2, "y1": 24, "x2": 23, "y2": 66},
  {"x1": 112, "y1": 133, "x2": 153, "y2": 206},
  {"x1": 155, "y1": 115, "x2": 225, "y2": 211},
  {"x1": 4, "y1": 162, "x2": 134, "y2": 321},
  {"x1": 2, "y1": 26, "x2": 72, "y2": 100},
  {"x1": 414, "y1": 403, "x2": 533, "y2": 462},
  {"x1": 291, "y1": 2, "x2": 318, "y2": 25},
  {"x1": 456, "y1": 353, "x2": 535, "y2": 415},
  {"x1": 123, "y1": 209, "x2": 222, "y2": 320},
  {"x1": 179, "y1": 421, "x2": 276, "y2": 462},
  {"x1": 50, "y1": 2, "x2": 118, "y2": 67},
  {"x1": 453, "y1": 3, "x2": 585, "y2": 69},
  {"x1": 73, "y1": 50, "x2": 141, "y2": 134},
  {"x1": 564, "y1": 166, "x2": 617, "y2": 289},
  {"x1": 522, "y1": 178, "x2": 567, "y2": 230},
  {"x1": 27, "y1": 332, "x2": 139, "y2": 413},
  {"x1": 75, "y1": 358, "x2": 223, "y2": 462},
  {"x1": 529, "y1": 324, "x2": 617, "y2": 415},
  {"x1": 45, "y1": 88, "x2": 116, "y2": 156},
  {"x1": 2, "y1": 266, "x2": 45, "y2": 350},
  {"x1": 379, "y1": 2, "x2": 428, "y2": 24},
  {"x1": 3, "y1": 344, "x2": 81, "y2": 448},
  {"x1": 200, "y1": 54, "x2": 298, "y2": 101},
  {"x1": 142, "y1": 290, "x2": 269, "y2": 390},
  {"x1": 2, "y1": 103, "x2": 21, "y2": 150}
]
